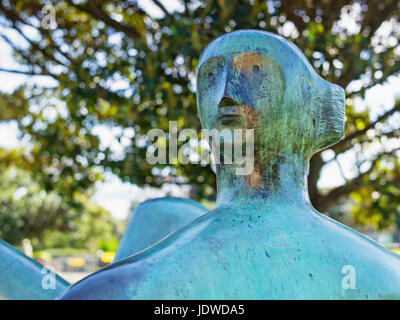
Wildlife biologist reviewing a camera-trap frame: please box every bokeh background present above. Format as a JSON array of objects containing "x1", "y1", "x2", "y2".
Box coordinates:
[{"x1": 0, "y1": 0, "x2": 400, "y2": 282}]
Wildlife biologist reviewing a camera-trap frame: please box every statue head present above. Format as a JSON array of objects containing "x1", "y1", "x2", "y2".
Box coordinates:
[{"x1": 196, "y1": 30, "x2": 345, "y2": 159}]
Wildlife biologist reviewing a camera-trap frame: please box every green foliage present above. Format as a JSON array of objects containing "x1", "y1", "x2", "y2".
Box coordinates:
[
  {"x1": 0, "y1": 0, "x2": 400, "y2": 231},
  {"x1": 0, "y1": 162, "x2": 122, "y2": 251},
  {"x1": 97, "y1": 238, "x2": 119, "y2": 252},
  {"x1": 350, "y1": 155, "x2": 400, "y2": 229}
]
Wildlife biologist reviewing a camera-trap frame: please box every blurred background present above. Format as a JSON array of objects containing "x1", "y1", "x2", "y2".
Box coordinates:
[{"x1": 0, "y1": 0, "x2": 400, "y2": 283}]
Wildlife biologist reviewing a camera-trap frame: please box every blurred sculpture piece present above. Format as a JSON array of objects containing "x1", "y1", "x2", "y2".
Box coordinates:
[
  {"x1": 60, "y1": 30, "x2": 400, "y2": 299},
  {"x1": 0, "y1": 240, "x2": 69, "y2": 300},
  {"x1": 114, "y1": 198, "x2": 208, "y2": 261},
  {"x1": 0, "y1": 198, "x2": 206, "y2": 299}
]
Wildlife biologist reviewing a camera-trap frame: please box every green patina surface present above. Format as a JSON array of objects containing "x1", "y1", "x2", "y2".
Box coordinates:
[
  {"x1": 0, "y1": 239, "x2": 69, "y2": 300},
  {"x1": 52, "y1": 30, "x2": 400, "y2": 299},
  {"x1": 114, "y1": 197, "x2": 207, "y2": 261}
]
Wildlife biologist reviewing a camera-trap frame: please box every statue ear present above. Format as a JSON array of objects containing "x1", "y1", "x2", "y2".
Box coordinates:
[{"x1": 313, "y1": 83, "x2": 345, "y2": 152}]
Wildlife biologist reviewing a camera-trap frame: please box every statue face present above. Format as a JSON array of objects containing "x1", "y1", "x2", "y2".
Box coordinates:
[
  {"x1": 197, "y1": 50, "x2": 284, "y2": 131},
  {"x1": 196, "y1": 30, "x2": 345, "y2": 156}
]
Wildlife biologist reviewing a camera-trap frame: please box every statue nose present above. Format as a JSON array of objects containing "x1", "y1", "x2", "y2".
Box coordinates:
[{"x1": 218, "y1": 96, "x2": 239, "y2": 108}]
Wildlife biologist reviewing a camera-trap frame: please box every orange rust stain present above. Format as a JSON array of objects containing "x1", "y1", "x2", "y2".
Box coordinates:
[
  {"x1": 241, "y1": 105, "x2": 257, "y2": 129},
  {"x1": 245, "y1": 153, "x2": 262, "y2": 189},
  {"x1": 232, "y1": 52, "x2": 264, "y2": 73},
  {"x1": 240, "y1": 104, "x2": 260, "y2": 188}
]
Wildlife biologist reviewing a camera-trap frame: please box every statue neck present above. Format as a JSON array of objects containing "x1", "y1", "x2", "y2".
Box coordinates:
[{"x1": 215, "y1": 152, "x2": 311, "y2": 207}]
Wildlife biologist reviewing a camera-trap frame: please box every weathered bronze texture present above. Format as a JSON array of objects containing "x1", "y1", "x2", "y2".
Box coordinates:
[{"x1": 58, "y1": 30, "x2": 400, "y2": 299}]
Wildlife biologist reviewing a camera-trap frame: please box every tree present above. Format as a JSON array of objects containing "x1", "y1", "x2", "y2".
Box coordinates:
[
  {"x1": 0, "y1": 157, "x2": 122, "y2": 251},
  {"x1": 0, "y1": 0, "x2": 399, "y2": 230}
]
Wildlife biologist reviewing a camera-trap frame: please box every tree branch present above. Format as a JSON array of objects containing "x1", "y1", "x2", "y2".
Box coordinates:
[
  {"x1": 361, "y1": 1, "x2": 399, "y2": 37},
  {"x1": 0, "y1": 3, "x2": 70, "y2": 66},
  {"x1": 0, "y1": 67, "x2": 51, "y2": 76},
  {"x1": 316, "y1": 147, "x2": 400, "y2": 212},
  {"x1": 152, "y1": 0, "x2": 173, "y2": 19},
  {"x1": 333, "y1": 102, "x2": 400, "y2": 154},
  {"x1": 0, "y1": 34, "x2": 57, "y2": 78},
  {"x1": 66, "y1": 0, "x2": 142, "y2": 40}
]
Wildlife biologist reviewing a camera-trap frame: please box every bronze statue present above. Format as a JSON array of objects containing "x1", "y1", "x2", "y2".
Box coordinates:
[{"x1": 54, "y1": 30, "x2": 400, "y2": 299}]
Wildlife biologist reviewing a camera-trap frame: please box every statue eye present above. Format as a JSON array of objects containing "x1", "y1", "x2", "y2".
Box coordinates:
[
  {"x1": 208, "y1": 72, "x2": 214, "y2": 78},
  {"x1": 252, "y1": 64, "x2": 261, "y2": 73}
]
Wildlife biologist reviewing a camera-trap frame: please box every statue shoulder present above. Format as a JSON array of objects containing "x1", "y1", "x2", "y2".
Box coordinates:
[{"x1": 59, "y1": 212, "x2": 218, "y2": 299}]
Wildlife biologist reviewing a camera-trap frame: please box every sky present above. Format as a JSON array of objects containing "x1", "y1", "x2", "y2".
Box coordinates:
[{"x1": 0, "y1": 1, "x2": 399, "y2": 220}]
